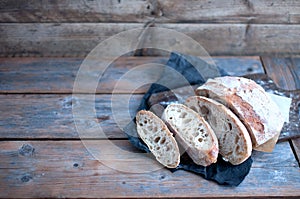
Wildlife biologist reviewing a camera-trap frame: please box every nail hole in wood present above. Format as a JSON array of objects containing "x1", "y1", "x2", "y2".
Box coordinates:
[{"x1": 73, "y1": 163, "x2": 79, "y2": 168}]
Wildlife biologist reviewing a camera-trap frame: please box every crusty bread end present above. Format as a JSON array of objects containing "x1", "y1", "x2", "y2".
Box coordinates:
[{"x1": 136, "y1": 110, "x2": 180, "y2": 168}]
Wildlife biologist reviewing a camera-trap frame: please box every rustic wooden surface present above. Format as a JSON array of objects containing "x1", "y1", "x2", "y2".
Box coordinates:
[
  {"x1": 0, "y1": 56, "x2": 299, "y2": 198},
  {"x1": 0, "y1": 94, "x2": 142, "y2": 139},
  {"x1": 291, "y1": 138, "x2": 300, "y2": 165},
  {"x1": 1, "y1": 0, "x2": 300, "y2": 57},
  {"x1": 0, "y1": 141, "x2": 299, "y2": 198},
  {"x1": 1, "y1": 1, "x2": 300, "y2": 197},
  {"x1": 0, "y1": 56, "x2": 263, "y2": 93},
  {"x1": 0, "y1": 0, "x2": 299, "y2": 24},
  {"x1": 1, "y1": 23, "x2": 300, "y2": 57},
  {"x1": 262, "y1": 57, "x2": 300, "y2": 90}
]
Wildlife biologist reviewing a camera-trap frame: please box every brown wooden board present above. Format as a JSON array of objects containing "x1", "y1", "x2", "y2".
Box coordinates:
[
  {"x1": 0, "y1": 141, "x2": 299, "y2": 198},
  {"x1": 262, "y1": 57, "x2": 300, "y2": 90},
  {"x1": 0, "y1": 57, "x2": 166, "y2": 94},
  {"x1": 1, "y1": 23, "x2": 300, "y2": 57},
  {"x1": 0, "y1": 94, "x2": 143, "y2": 139},
  {"x1": 0, "y1": 0, "x2": 299, "y2": 24},
  {"x1": 0, "y1": 23, "x2": 143, "y2": 57},
  {"x1": 291, "y1": 138, "x2": 300, "y2": 166},
  {"x1": 0, "y1": 56, "x2": 263, "y2": 94}
]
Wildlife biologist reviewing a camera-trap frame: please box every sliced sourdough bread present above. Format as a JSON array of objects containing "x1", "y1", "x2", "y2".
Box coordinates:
[
  {"x1": 196, "y1": 76, "x2": 285, "y2": 152},
  {"x1": 162, "y1": 104, "x2": 219, "y2": 166},
  {"x1": 185, "y1": 96, "x2": 252, "y2": 165},
  {"x1": 136, "y1": 110, "x2": 180, "y2": 168}
]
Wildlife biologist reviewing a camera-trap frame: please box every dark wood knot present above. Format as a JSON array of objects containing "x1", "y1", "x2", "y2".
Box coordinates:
[
  {"x1": 21, "y1": 174, "x2": 32, "y2": 183},
  {"x1": 19, "y1": 144, "x2": 35, "y2": 156}
]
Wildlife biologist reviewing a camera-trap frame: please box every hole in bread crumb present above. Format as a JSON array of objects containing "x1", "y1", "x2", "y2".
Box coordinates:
[
  {"x1": 228, "y1": 123, "x2": 232, "y2": 130},
  {"x1": 204, "y1": 133, "x2": 208, "y2": 137},
  {"x1": 139, "y1": 123, "x2": 143, "y2": 126},
  {"x1": 169, "y1": 117, "x2": 173, "y2": 120},
  {"x1": 166, "y1": 145, "x2": 171, "y2": 151},
  {"x1": 160, "y1": 137, "x2": 166, "y2": 144},
  {"x1": 198, "y1": 138, "x2": 203, "y2": 142},
  {"x1": 154, "y1": 137, "x2": 160, "y2": 143},
  {"x1": 156, "y1": 146, "x2": 160, "y2": 150},
  {"x1": 190, "y1": 106, "x2": 197, "y2": 112},
  {"x1": 144, "y1": 120, "x2": 147, "y2": 124},
  {"x1": 200, "y1": 106, "x2": 209, "y2": 115}
]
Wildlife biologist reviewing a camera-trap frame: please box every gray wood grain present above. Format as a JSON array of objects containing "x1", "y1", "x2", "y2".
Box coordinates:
[
  {"x1": 0, "y1": 94, "x2": 142, "y2": 139},
  {"x1": 0, "y1": 56, "x2": 263, "y2": 93},
  {"x1": 0, "y1": 0, "x2": 299, "y2": 24},
  {"x1": 0, "y1": 141, "x2": 298, "y2": 198},
  {"x1": 1, "y1": 23, "x2": 300, "y2": 57}
]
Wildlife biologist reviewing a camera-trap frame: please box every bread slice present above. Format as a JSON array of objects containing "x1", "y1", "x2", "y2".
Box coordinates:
[
  {"x1": 162, "y1": 104, "x2": 218, "y2": 166},
  {"x1": 185, "y1": 96, "x2": 252, "y2": 165},
  {"x1": 196, "y1": 76, "x2": 285, "y2": 152},
  {"x1": 136, "y1": 110, "x2": 180, "y2": 168}
]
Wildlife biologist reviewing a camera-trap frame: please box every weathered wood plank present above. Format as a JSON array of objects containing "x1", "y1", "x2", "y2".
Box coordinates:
[
  {"x1": 0, "y1": 0, "x2": 299, "y2": 24},
  {"x1": 157, "y1": 0, "x2": 300, "y2": 24},
  {"x1": 291, "y1": 138, "x2": 300, "y2": 166},
  {"x1": 1, "y1": 23, "x2": 300, "y2": 57},
  {"x1": 0, "y1": 56, "x2": 263, "y2": 93},
  {"x1": 0, "y1": 57, "x2": 166, "y2": 94},
  {"x1": 0, "y1": 141, "x2": 298, "y2": 198},
  {"x1": 262, "y1": 57, "x2": 300, "y2": 90},
  {"x1": 0, "y1": 23, "x2": 143, "y2": 57},
  {"x1": 158, "y1": 23, "x2": 300, "y2": 56},
  {"x1": 0, "y1": 94, "x2": 142, "y2": 139}
]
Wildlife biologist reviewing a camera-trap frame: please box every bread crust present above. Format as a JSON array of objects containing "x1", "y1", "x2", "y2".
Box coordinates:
[
  {"x1": 185, "y1": 96, "x2": 252, "y2": 165},
  {"x1": 162, "y1": 104, "x2": 219, "y2": 166},
  {"x1": 196, "y1": 76, "x2": 284, "y2": 152}
]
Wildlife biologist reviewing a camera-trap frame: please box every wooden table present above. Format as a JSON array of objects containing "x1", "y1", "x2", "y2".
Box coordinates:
[{"x1": 0, "y1": 56, "x2": 300, "y2": 198}]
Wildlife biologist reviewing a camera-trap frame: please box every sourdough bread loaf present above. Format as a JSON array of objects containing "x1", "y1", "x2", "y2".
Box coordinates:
[
  {"x1": 196, "y1": 76, "x2": 285, "y2": 152},
  {"x1": 185, "y1": 96, "x2": 252, "y2": 165},
  {"x1": 162, "y1": 104, "x2": 219, "y2": 166},
  {"x1": 136, "y1": 110, "x2": 180, "y2": 168}
]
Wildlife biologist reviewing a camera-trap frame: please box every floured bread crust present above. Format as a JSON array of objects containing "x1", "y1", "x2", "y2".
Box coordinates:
[{"x1": 196, "y1": 76, "x2": 284, "y2": 152}]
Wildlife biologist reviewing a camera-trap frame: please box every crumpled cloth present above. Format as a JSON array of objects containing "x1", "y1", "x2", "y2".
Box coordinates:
[{"x1": 123, "y1": 52, "x2": 252, "y2": 186}]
